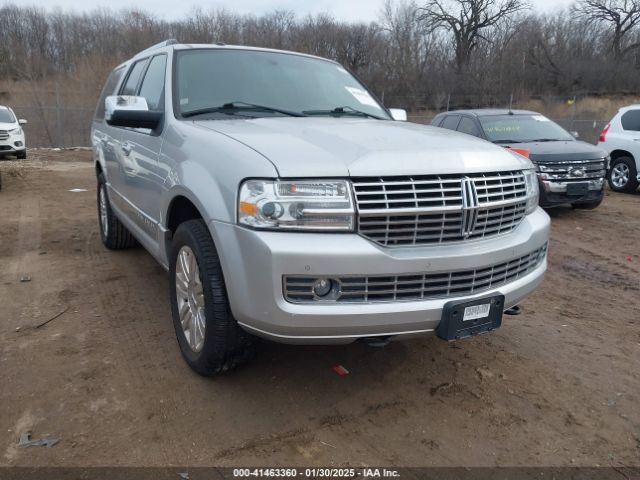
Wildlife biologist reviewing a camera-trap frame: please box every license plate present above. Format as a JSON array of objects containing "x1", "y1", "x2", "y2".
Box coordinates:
[
  {"x1": 436, "y1": 295, "x2": 505, "y2": 341},
  {"x1": 566, "y1": 182, "x2": 589, "y2": 196},
  {"x1": 463, "y1": 303, "x2": 491, "y2": 321}
]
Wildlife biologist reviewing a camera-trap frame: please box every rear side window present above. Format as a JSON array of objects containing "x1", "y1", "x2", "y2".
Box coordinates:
[
  {"x1": 120, "y1": 60, "x2": 148, "y2": 96},
  {"x1": 458, "y1": 117, "x2": 482, "y2": 137},
  {"x1": 441, "y1": 115, "x2": 460, "y2": 130},
  {"x1": 431, "y1": 114, "x2": 444, "y2": 126},
  {"x1": 138, "y1": 55, "x2": 167, "y2": 111},
  {"x1": 621, "y1": 110, "x2": 640, "y2": 131},
  {"x1": 95, "y1": 67, "x2": 125, "y2": 120}
]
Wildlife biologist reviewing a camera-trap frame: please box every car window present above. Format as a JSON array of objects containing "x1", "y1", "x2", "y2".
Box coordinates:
[
  {"x1": 120, "y1": 59, "x2": 148, "y2": 96},
  {"x1": 138, "y1": 55, "x2": 167, "y2": 111},
  {"x1": 0, "y1": 108, "x2": 16, "y2": 123},
  {"x1": 431, "y1": 114, "x2": 444, "y2": 126},
  {"x1": 441, "y1": 115, "x2": 460, "y2": 130},
  {"x1": 479, "y1": 114, "x2": 574, "y2": 142},
  {"x1": 458, "y1": 117, "x2": 482, "y2": 137},
  {"x1": 174, "y1": 49, "x2": 390, "y2": 119},
  {"x1": 621, "y1": 109, "x2": 640, "y2": 131},
  {"x1": 95, "y1": 67, "x2": 125, "y2": 120}
]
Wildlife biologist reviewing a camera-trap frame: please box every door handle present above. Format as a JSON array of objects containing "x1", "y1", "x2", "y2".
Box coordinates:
[{"x1": 121, "y1": 142, "x2": 132, "y2": 156}]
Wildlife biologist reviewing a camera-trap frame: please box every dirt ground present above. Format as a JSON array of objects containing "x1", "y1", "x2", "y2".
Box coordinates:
[{"x1": 0, "y1": 150, "x2": 638, "y2": 468}]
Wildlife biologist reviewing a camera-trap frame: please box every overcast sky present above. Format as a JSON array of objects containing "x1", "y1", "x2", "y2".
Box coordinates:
[{"x1": 5, "y1": 0, "x2": 574, "y2": 22}]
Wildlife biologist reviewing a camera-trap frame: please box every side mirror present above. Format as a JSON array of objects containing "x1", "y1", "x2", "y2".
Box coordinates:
[
  {"x1": 18, "y1": 119, "x2": 27, "y2": 125},
  {"x1": 105, "y1": 95, "x2": 162, "y2": 130},
  {"x1": 389, "y1": 108, "x2": 407, "y2": 122},
  {"x1": 570, "y1": 131, "x2": 579, "y2": 139}
]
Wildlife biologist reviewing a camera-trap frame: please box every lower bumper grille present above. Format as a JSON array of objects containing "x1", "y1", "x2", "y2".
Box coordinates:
[{"x1": 284, "y1": 243, "x2": 547, "y2": 303}]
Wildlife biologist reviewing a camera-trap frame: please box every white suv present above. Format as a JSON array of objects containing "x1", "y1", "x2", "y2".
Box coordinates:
[
  {"x1": 598, "y1": 105, "x2": 640, "y2": 192},
  {"x1": 0, "y1": 106, "x2": 27, "y2": 159}
]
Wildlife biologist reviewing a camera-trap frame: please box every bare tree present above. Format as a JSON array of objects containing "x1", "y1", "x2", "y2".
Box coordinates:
[
  {"x1": 418, "y1": 0, "x2": 527, "y2": 73},
  {"x1": 575, "y1": 0, "x2": 640, "y2": 60}
]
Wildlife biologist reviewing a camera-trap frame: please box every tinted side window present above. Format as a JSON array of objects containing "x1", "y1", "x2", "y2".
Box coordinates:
[
  {"x1": 458, "y1": 117, "x2": 482, "y2": 137},
  {"x1": 95, "y1": 67, "x2": 125, "y2": 120},
  {"x1": 441, "y1": 115, "x2": 460, "y2": 130},
  {"x1": 120, "y1": 60, "x2": 148, "y2": 96},
  {"x1": 621, "y1": 110, "x2": 640, "y2": 131},
  {"x1": 138, "y1": 55, "x2": 167, "y2": 111},
  {"x1": 431, "y1": 114, "x2": 445, "y2": 126}
]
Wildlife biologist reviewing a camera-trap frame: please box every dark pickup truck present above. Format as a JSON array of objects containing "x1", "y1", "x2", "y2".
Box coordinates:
[{"x1": 432, "y1": 109, "x2": 608, "y2": 209}]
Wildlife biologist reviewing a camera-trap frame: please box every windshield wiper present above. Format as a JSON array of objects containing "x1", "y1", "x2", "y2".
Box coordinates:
[
  {"x1": 493, "y1": 139, "x2": 523, "y2": 144},
  {"x1": 528, "y1": 138, "x2": 564, "y2": 142},
  {"x1": 302, "y1": 106, "x2": 385, "y2": 120},
  {"x1": 182, "y1": 102, "x2": 306, "y2": 118}
]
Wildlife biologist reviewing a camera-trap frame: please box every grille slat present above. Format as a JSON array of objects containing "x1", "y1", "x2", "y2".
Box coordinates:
[
  {"x1": 0, "y1": 130, "x2": 9, "y2": 141},
  {"x1": 284, "y1": 244, "x2": 547, "y2": 303},
  {"x1": 353, "y1": 171, "x2": 528, "y2": 247}
]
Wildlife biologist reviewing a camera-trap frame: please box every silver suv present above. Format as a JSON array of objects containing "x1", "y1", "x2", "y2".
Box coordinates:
[{"x1": 92, "y1": 41, "x2": 550, "y2": 376}]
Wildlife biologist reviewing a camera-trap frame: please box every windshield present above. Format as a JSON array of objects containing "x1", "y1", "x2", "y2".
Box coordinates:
[
  {"x1": 174, "y1": 49, "x2": 389, "y2": 119},
  {"x1": 480, "y1": 114, "x2": 574, "y2": 142},
  {"x1": 0, "y1": 108, "x2": 16, "y2": 123}
]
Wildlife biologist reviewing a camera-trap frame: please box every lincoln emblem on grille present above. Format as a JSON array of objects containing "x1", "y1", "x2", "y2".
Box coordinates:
[{"x1": 460, "y1": 177, "x2": 480, "y2": 238}]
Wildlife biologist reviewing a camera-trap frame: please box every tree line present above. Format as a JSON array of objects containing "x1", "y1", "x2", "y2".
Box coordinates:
[{"x1": 1, "y1": 0, "x2": 639, "y2": 111}]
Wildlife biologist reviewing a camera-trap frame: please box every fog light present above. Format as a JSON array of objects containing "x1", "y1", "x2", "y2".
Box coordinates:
[
  {"x1": 313, "y1": 278, "x2": 332, "y2": 297},
  {"x1": 15, "y1": 141, "x2": 23, "y2": 147}
]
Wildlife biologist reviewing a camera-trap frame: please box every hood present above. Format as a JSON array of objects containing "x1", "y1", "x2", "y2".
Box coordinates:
[
  {"x1": 0, "y1": 122, "x2": 18, "y2": 130},
  {"x1": 498, "y1": 140, "x2": 607, "y2": 163},
  {"x1": 194, "y1": 117, "x2": 533, "y2": 177}
]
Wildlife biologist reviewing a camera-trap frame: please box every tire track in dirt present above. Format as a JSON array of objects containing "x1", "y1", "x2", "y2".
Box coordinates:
[{"x1": 83, "y1": 228, "x2": 194, "y2": 463}]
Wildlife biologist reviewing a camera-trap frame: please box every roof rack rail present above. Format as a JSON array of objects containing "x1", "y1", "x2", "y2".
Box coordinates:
[{"x1": 138, "y1": 39, "x2": 178, "y2": 56}]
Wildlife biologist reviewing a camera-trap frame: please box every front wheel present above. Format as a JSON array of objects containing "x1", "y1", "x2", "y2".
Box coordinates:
[
  {"x1": 608, "y1": 156, "x2": 639, "y2": 193},
  {"x1": 169, "y1": 219, "x2": 255, "y2": 376},
  {"x1": 17, "y1": 150, "x2": 26, "y2": 160}
]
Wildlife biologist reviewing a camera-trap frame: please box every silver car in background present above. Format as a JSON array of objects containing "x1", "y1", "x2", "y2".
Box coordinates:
[{"x1": 92, "y1": 41, "x2": 550, "y2": 376}]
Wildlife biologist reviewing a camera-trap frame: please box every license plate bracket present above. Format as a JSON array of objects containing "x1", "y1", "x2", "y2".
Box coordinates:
[
  {"x1": 566, "y1": 182, "x2": 589, "y2": 196},
  {"x1": 436, "y1": 295, "x2": 505, "y2": 341}
]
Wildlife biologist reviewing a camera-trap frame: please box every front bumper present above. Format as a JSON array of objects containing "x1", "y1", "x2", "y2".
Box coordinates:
[
  {"x1": 211, "y1": 208, "x2": 550, "y2": 344},
  {"x1": 538, "y1": 178, "x2": 604, "y2": 207},
  {"x1": 0, "y1": 135, "x2": 26, "y2": 154}
]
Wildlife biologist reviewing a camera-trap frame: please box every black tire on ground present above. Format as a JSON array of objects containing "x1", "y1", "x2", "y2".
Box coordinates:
[
  {"x1": 607, "y1": 156, "x2": 639, "y2": 193},
  {"x1": 169, "y1": 219, "x2": 255, "y2": 376},
  {"x1": 97, "y1": 172, "x2": 137, "y2": 249},
  {"x1": 571, "y1": 196, "x2": 604, "y2": 210},
  {"x1": 17, "y1": 150, "x2": 26, "y2": 160}
]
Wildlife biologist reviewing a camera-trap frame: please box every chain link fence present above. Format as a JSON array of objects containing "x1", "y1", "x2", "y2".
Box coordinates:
[
  {"x1": 11, "y1": 106, "x2": 95, "y2": 149},
  {"x1": 10, "y1": 92, "x2": 627, "y2": 148}
]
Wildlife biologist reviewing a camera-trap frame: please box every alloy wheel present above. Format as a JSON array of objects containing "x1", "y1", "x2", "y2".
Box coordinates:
[
  {"x1": 175, "y1": 246, "x2": 206, "y2": 352},
  {"x1": 611, "y1": 163, "x2": 630, "y2": 188},
  {"x1": 99, "y1": 185, "x2": 109, "y2": 237}
]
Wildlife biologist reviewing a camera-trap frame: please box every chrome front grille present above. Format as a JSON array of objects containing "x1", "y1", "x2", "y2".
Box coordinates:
[
  {"x1": 0, "y1": 130, "x2": 8, "y2": 141},
  {"x1": 284, "y1": 243, "x2": 547, "y2": 304},
  {"x1": 352, "y1": 171, "x2": 528, "y2": 247},
  {"x1": 537, "y1": 159, "x2": 606, "y2": 182}
]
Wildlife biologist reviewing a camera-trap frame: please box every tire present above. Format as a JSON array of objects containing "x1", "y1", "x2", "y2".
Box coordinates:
[
  {"x1": 97, "y1": 172, "x2": 137, "y2": 249},
  {"x1": 572, "y1": 196, "x2": 603, "y2": 210},
  {"x1": 169, "y1": 219, "x2": 255, "y2": 376},
  {"x1": 608, "y1": 156, "x2": 639, "y2": 193},
  {"x1": 17, "y1": 150, "x2": 26, "y2": 160}
]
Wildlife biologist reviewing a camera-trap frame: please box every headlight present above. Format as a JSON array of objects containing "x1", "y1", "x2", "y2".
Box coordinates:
[
  {"x1": 238, "y1": 179, "x2": 355, "y2": 231},
  {"x1": 9, "y1": 128, "x2": 22, "y2": 135},
  {"x1": 523, "y1": 169, "x2": 539, "y2": 214}
]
